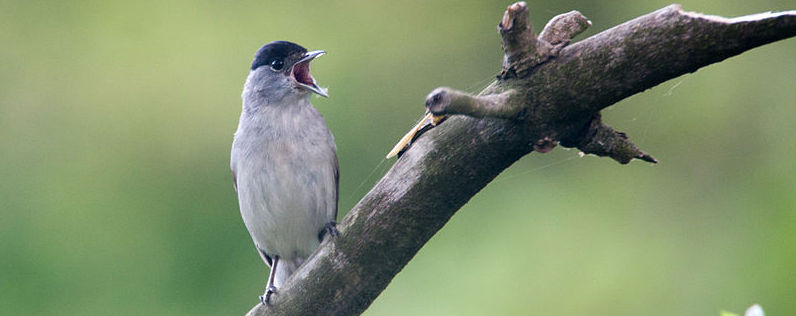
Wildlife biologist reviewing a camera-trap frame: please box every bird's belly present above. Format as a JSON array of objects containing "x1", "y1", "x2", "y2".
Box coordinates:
[{"x1": 236, "y1": 145, "x2": 335, "y2": 259}]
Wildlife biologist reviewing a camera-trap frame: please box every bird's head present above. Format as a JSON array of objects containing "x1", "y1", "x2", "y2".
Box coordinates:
[{"x1": 245, "y1": 41, "x2": 327, "y2": 104}]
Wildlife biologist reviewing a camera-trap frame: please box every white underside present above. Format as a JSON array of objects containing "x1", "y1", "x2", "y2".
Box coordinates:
[{"x1": 231, "y1": 90, "x2": 337, "y2": 286}]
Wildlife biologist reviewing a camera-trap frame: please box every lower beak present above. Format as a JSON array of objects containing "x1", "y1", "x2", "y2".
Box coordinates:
[{"x1": 293, "y1": 50, "x2": 328, "y2": 98}]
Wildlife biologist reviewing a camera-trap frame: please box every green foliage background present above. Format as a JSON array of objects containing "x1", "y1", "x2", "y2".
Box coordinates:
[{"x1": 1, "y1": 0, "x2": 794, "y2": 314}]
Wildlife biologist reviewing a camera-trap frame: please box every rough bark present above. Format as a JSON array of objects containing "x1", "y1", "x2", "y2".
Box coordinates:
[{"x1": 247, "y1": 3, "x2": 795, "y2": 315}]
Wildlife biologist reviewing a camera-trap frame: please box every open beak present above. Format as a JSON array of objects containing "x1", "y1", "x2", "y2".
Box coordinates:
[{"x1": 292, "y1": 50, "x2": 328, "y2": 98}]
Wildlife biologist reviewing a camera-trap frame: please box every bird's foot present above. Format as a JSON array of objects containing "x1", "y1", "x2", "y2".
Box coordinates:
[
  {"x1": 325, "y1": 221, "x2": 339, "y2": 237},
  {"x1": 319, "y1": 221, "x2": 339, "y2": 241},
  {"x1": 259, "y1": 285, "x2": 277, "y2": 305}
]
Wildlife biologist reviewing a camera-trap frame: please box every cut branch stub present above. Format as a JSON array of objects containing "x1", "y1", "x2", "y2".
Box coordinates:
[
  {"x1": 499, "y1": 1, "x2": 545, "y2": 78},
  {"x1": 499, "y1": 4, "x2": 592, "y2": 79}
]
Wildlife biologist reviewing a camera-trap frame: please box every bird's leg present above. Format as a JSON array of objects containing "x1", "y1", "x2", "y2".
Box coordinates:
[{"x1": 259, "y1": 255, "x2": 279, "y2": 305}]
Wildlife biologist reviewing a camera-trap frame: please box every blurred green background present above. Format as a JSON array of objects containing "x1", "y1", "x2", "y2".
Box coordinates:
[{"x1": 1, "y1": 0, "x2": 794, "y2": 315}]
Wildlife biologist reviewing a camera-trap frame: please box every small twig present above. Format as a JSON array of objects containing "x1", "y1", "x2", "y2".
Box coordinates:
[
  {"x1": 573, "y1": 115, "x2": 657, "y2": 164},
  {"x1": 424, "y1": 87, "x2": 518, "y2": 119},
  {"x1": 539, "y1": 11, "x2": 592, "y2": 45}
]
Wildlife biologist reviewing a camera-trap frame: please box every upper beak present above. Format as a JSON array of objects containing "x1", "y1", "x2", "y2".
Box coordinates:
[{"x1": 292, "y1": 50, "x2": 328, "y2": 98}]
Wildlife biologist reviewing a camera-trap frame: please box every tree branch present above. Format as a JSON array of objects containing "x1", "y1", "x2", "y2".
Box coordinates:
[
  {"x1": 247, "y1": 3, "x2": 795, "y2": 315},
  {"x1": 424, "y1": 87, "x2": 517, "y2": 120}
]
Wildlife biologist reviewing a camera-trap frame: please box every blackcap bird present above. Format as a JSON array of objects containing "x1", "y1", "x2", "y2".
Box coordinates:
[{"x1": 231, "y1": 41, "x2": 338, "y2": 304}]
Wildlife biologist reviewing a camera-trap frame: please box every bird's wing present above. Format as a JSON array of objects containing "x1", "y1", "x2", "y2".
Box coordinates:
[
  {"x1": 257, "y1": 247, "x2": 273, "y2": 269},
  {"x1": 232, "y1": 170, "x2": 238, "y2": 193}
]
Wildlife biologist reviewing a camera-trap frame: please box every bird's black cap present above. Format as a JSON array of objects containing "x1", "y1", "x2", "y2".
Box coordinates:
[{"x1": 251, "y1": 41, "x2": 307, "y2": 70}]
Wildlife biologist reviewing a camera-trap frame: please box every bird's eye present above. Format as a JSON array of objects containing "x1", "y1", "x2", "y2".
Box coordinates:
[{"x1": 270, "y1": 59, "x2": 284, "y2": 71}]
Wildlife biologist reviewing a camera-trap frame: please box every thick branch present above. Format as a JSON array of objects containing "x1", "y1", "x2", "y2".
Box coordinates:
[
  {"x1": 533, "y1": 5, "x2": 796, "y2": 119},
  {"x1": 248, "y1": 5, "x2": 795, "y2": 316}
]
